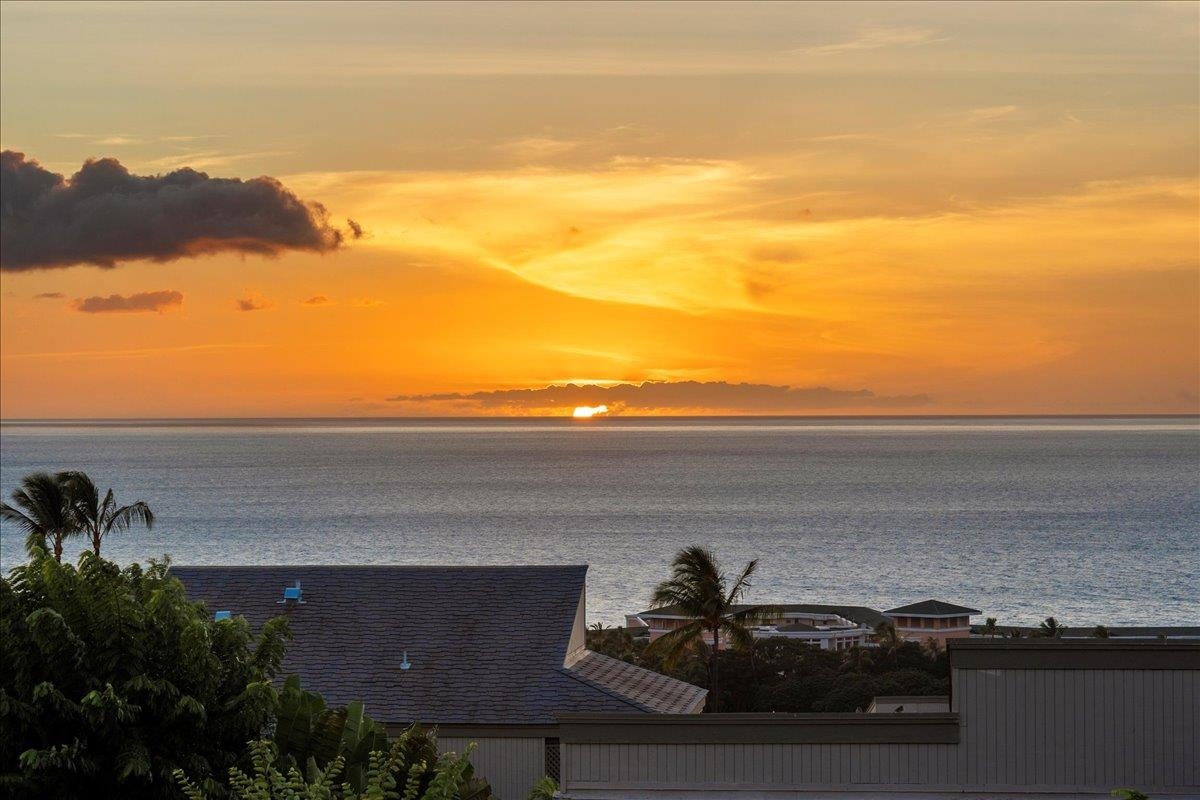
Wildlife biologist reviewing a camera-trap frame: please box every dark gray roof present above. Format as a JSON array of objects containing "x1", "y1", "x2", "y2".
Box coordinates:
[
  {"x1": 172, "y1": 564, "x2": 701, "y2": 725},
  {"x1": 564, "y1": 651, "x2": 707, "y2": 714},
  {"x1": 884, "y1": 600, "x2": 981, "y2": 617},
  {"x1": 637, "y1": 603, "x2": 887, "y2": 628}
]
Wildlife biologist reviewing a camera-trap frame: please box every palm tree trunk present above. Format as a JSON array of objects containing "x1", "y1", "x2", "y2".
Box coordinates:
[
  {"x1": 709, "y1": 627, "x2": 720, "y2": 713},
  {"x1": 92, "y1": 530, "x2": 102, "y2": 557},
  {"x1": 52, "y1": 534, "x2": 63, "y2": 562}
]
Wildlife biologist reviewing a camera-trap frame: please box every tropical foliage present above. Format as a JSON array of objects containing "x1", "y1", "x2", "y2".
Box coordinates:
[
  {"x1": 590, "y1": 630, "x2": 950, "y2": 713},
  {"x1": 644, "y1": 546, "x2": 773, "y2": 712},
  {"x1": 0, "y1": 551, "x2": 290, "y2": 799},
  {"x1": 175, "y1": 729, "x2": 489, "y2": 800},
  {"x1": 1, "y1": 470, "x2": 154, "y2": 561}
]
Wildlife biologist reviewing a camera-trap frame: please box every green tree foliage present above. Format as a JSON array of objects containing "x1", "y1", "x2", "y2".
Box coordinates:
[
  {"x1": 589, "y1": 630, "x2": 951, "y2": 713},
  {"x1": 0, "y1": 552, "x2": 290, "y2": 799},
  {"x1": 1034, "y1": 616, "x2": 1064, "y2": 638},
  {"x1": 525, "y1": 776, "x2": 557, "y2": 800},
  {"x1": 273, "y1": 676, "x2": 390, "y2": 791},
  {"x1": 176, "y1": 726, "x2": 492, "y2": 800}
]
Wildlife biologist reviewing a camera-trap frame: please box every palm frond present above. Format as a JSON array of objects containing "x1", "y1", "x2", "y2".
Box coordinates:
[{"x1": 644, "y1": 621, "x2": 705, "y2": 669}]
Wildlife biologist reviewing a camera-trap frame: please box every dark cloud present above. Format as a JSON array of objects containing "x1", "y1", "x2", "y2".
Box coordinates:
[
  {"x1": 388, "y1": 380, "x2": 933, "y2": 412},
  {"x1": 347, "y1": 219, "x2": 365, "y2": 239},
  {"x1": 71, "y1": 290, "x2": 183, "y2": 314},
  {"x1": 301, "y1": 295, "x2": 332, "y2": 306},
  {"x1": 236, "y1": 295, "x2": 272, "y2": 312},
  {"x1": 33, "y1": 291, "x2": 65, "y2": 299},
  {"x1": 1, "y1": 150, "x2": 350, "y2": 271}
]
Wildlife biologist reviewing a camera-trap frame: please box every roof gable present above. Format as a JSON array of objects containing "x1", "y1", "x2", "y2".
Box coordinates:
[
  {"x1": 172, "y1": 564, "x2": 702, "y2": 725},
  {"x1": 885, "y1": 599, "x2": 981, "y2": 617}
]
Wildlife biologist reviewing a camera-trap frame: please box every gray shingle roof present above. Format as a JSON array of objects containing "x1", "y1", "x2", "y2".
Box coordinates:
[
  {"x1": 884, "y1": 599, "x2": 981, "y2": 617},
  {"x1": 172, "y1": 564, "x2": 701, "y2": 725},
  {"x1": 563, "y1": 651, "x2": 707, "y2": 714}
]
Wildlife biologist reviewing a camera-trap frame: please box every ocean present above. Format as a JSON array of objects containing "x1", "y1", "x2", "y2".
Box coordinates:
[{"x1": 1, "y1": 417, "x2": 1197, "y2": 627}]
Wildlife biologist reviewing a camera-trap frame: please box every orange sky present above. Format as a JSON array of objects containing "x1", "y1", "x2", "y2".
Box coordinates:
[{"x1": 1, "y1": 1, "x2": 1197, "y2": 417}]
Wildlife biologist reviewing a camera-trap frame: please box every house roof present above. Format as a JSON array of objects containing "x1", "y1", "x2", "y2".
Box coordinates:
[
  {"x1": 564, "y1": 651, "x2": 707, "y2": 714},
  {"x1": 172, "y1": 564, "x2": 704, "y2": 726},
  {"x1": 636, "y1": 603, "x2": 888, "y2": 628},
  {"x1": 884, "y1": 600, "x2": 981, "y2": 617}
]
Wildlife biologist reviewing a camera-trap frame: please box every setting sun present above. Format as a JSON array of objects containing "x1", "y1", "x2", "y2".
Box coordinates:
[{"x1": 572, "y1": 405, "x2": 609, "y2": 418}]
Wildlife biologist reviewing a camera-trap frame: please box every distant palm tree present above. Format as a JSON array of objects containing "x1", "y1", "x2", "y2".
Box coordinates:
[
  {"x1": 982, "y1": 617, "x2": 999, "y2": 638},
  {"x1": 922, "y1": 637, "x2": 941, "y2": 658},
  {"x1": 1035, "y1": 616, "x2": 1064, "y2": 638},
  {"x1": 1093, "y1": 625, "x2": 1110, "y2": 639},
  {"x1": 873, "y1": 619, "x2": 904, "y2": 661},
  {"x1": 62, "y1": 471, "x2": 154, "y2": 557},
  {"x1": 1, "y1": 471, "x2": 78, "y2": 561},
  {"x1": 646, "y1": 546, "x2": 772, "y2": 712}
]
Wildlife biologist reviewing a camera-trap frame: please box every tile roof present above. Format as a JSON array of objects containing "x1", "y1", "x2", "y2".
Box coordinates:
[
  {"x1": 563, "y1": 651, "x2": 707, "y2": 714},
  {"x1": 172, "y1": 564, "x2": 702, "y2": 725},
  {"x1": 884, "y1": 599, "x2": 981, "y2": 617}
]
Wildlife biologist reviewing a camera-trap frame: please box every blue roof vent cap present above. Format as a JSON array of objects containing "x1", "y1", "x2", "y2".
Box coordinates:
[
  {"x1": 400, "y1": 651, "x2": 411, "y2": 671},
  {"x1": 214, "y1": 610, "x2": 232, "y2": 621},
  {"x1": 279, "y1": 580, "x2": 305, "y2": 604}
]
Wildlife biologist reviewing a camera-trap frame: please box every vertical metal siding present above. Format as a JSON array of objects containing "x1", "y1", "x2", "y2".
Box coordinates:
[
  {"x1": 560, "y1": 667, "x2": 1199, "y2": 794},
  {"x1": 438, "y1": 736, "x2": 545, "y2": 800}
]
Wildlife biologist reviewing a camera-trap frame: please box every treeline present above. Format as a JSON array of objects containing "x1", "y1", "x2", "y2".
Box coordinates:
[{"x1": 587, "y1": 626, "x2": 949, "y2": 713}]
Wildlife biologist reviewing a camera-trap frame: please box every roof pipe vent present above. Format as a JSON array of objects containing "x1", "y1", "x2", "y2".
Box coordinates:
[
  {"x1": 400, "y1": 651, "x2": 411, "y2": 670},
  {"x1": 278, "y1": 580, "x2": 305, "y2": 604}
]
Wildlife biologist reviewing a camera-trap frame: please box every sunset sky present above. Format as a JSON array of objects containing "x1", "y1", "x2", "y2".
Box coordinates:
[{"x1": 1, "y1": 1, "x2": 1197, "y2": 417}]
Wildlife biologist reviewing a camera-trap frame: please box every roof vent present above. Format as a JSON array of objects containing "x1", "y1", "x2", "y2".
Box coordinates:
[
  {"x1": 214, "y1": 610, "x2": 232, "y2": 621},
  {"x1": 278, "y1": 580, "x2": 305, "y2": 604},
  {"x1": 400, "y1": 650, "x2": 411, "y2": 670}
]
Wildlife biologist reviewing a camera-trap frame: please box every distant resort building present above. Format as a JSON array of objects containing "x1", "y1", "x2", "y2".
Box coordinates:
[
  {"x1": 173, "y1": 564, "x2": 705, "y2": 800},
  {"x1": 883, "y1": 599, "x2": 981, "y2": 646},
  {"x1": 626, "y1": 603, "x2": 887, "y2": 650},
  {"x1": 630, "y1": 598, "x2": 987, "y2": 651}
]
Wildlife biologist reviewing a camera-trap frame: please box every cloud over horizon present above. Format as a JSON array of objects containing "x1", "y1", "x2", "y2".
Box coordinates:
[
  {"x1": 0, "y1": 150, "x2": 353, "y2": 271},
  {"x1": 388, "y1": 380, "x2": 933, "y2": 413},
  {"x1": 71, "y1": 290, "x2": 183, "y2": 314}
]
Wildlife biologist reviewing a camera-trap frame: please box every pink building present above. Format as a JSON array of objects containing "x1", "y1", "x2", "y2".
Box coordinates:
[{"x1": 884, "y1": 599, "x2": 980, "y2": 648}]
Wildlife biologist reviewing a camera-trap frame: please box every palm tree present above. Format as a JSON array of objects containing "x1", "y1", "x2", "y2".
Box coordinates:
[
  {"x1": 62, "y1": 471, "x2": 154, "y2": 557},
  {"x1": 645, "y1": 546, "x2": 772, "y2": 712},
  {"x1": 1093, "y1": 625, "x2": 1110, "y2": 639},
  {"x1": 982, "y1": 617, "x2": 999, "y2": 638},
  {"x1": 1035, "y1": 616, "x2": 1064, "y2": 638},
  {"x1": 840, "y1": 645, "x2": 873, "y2": 673},
  {"x1": 873, "y1": 619, "x2": 904, "y2": 662},
  {"x1": 1, "y1": 471, "x2": 78, "y2": 561}
]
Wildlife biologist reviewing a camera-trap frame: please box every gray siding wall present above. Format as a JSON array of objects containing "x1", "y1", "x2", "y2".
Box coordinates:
[
  {"x1": 439, "y1": 736, "x2": 545, "y2": 800},
  {"x1": 560, "y1": 667, "x2": 1200, "y2": 796},
  {"x1": 951, "y1": 667, "x2": 1198, "y2": 791}
]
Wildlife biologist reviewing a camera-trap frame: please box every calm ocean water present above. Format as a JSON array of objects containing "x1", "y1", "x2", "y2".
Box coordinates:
[{"x1": 1, "y1": 417, "x2": 1197, "y2": 626}]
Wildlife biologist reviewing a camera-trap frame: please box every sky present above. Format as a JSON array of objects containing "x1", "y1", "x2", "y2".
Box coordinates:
[{"x1": 0, "y1": 1, "x2": 1197, "y2": 417}]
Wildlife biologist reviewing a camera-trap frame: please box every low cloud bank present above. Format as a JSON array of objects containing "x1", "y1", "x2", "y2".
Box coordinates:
[
  {"x1": 72, "y1": 290, "x2": 183, "y2": 314},
  {"x1": 388, "y1": 380, "x2": 933, "y2": 412},
  {"x1": 1, "y1": 150, "x2": 354, "y2": 271}
]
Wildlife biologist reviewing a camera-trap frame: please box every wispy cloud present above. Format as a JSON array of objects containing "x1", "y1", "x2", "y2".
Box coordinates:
[
  {"x1": 301, "y1": 295, "x2": 333, "y2": 306},
  {"x1": 71, "y1": 289, "x2": 183, "y2": 314},
  {"x1": 32, "y1": 291, "x2": 64, "y2": 299},
  {"x1": 792, "y1": 26, "x2": 948, "y2": 56}
]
